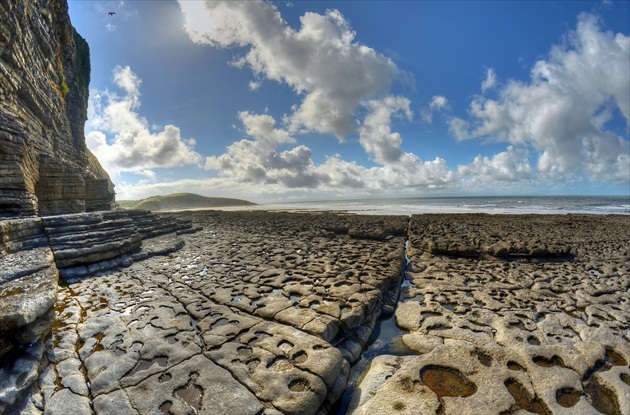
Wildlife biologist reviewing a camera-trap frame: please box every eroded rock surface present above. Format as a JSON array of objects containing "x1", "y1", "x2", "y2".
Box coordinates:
[
  {"x1": 4, "y1": 212, "x2": 628, "y2": 414},
  {"x1": 10, "y1": 211, "x2": 407, "y2": 415},
  {"x1": 0, "y1": 209, "x2": 195, "y2": 413},
  {"x1": 349, "y1": 214, "x2": 630, "y2": 415},
  {"x1": 0, "y1": 218, "x2": 58, "y2": 413}
]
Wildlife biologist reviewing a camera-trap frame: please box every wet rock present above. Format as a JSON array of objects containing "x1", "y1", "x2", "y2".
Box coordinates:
[
  {"x1": 44, "y1": 388, "x2": 91, "y2": 415},
  {"x1": 24, "y1": 211, "x2": 407, "y2": 415},
  {"x1": 0, "y1": 218, "x2": 58, "y2": 411},
  {"x1": 127, "y1": 355, "x2": 263, "y2": 415},
  {"x1": 352, "y1": 214, "x2": 629, "y2": 415}
]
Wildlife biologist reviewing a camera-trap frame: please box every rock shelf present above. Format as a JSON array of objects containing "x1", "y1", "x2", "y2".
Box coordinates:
[
  {"x1": 349, "y1": 214, "x2": 629, "y2": 415},
  {"x1": 1, "y1": 212, "x2": 628, "y2": 415},
  {"x1": 0, "y1": 209, "x2": 195, "y2": 412}
]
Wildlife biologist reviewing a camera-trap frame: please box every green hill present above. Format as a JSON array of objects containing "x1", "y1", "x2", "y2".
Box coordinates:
[{"x1": 123, "y1": 193, "x2": 256, "y2": 211}]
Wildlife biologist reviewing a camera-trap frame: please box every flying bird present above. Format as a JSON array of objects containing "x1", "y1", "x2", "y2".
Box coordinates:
[{"x1": 108, "y1": 11, "x2": 116, "y2": 16}]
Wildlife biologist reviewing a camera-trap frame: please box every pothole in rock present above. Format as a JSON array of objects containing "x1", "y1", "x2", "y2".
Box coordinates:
[
  {"x1": 237, "y1": 346, "x2": 253, "y2": 357},
  {"x1": 278, "y1": 340, "x2": 294, "y2": 353},
  {"x1": 556, "y1": 388, "x2": 581, "y2": 408},
  {"x1": 110, "y1": 336, "x2": 124, "y2": 354},
  {"x1": 174, "y1": 373, "x2": 203, "y2": 413},
  {"x1": 246, "y1": 358, "x2": 260, "y2": 372},
  {"x1": 127, "y1": 356, "x2": 168, "y2": 376},
  {"x1": 532, "y1": 355, "x2": 565, "y2": 368},
  {"x1": 527, "y1": 336, "x2": 541, "y2": 346},
  {"x1": 476, "y1": 350, "x2": 493, "y2": 367},
  {"x1": 584, "y1": 377, "x2": 621, "y2": 415},
  {"x1": 504, "y1": 379, "x2": 550, "y2": 415},
  {"x1": 507, "y1": 361, "x2": 526, "y2": 371},
  {"x1": 288, "y1": 378, "x2": 310, "y2": 392},
  {"x1": 159, "y1": 400, "x2": 172, "y2": 414},
  {"x1": 267, "y1": 356, "x2": 292, "y2": 372},
  {"x1": 419, "y1": 365, "x2": 477, "y2": 399},
  {"x1": 604, "y1": 348, "x2": 627, "y2": 366},
  {"x1": 292, "y1": 351, "x2": 308, "y2": 364}
]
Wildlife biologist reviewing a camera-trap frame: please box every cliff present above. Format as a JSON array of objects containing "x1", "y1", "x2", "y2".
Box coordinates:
[
  {"x1": 0, "y1": 0, "x2": 115, "y2": 217},
  {"x1": 0, "y1": 2, "x2": 201, "y2": 411}
]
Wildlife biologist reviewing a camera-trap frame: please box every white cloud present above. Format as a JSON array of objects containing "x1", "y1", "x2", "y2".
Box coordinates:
[
  {"x1": 178, "y1": 0, "x2": 399, "y2": 139},
  {"x1": 203, "y1": 110, "x2": 458, "y2": 193},
  {"x1": 448, "y1": 117, "x2": 469, "y2": 140},
  {"x1": 358, "y1": 96, "x2": 411, "y2": 164},
  {"x1": 204, "y1": 112, "x2": 324, "y2": 188},
  {"x1": 457, "y1": 146, "x2": 533, "y2": 182},
  {"x1": 177, "y1": 0, "x2": 459, "y2": 193},
  {"x1": 86, "y1": 66, "x2": 202, "y2": 176},
  {"x1": 429, "y1": 95, "x2": 450, "y2": 111},
  {"x1": 421, "y1": 95, "x2": 450, "y2": 124},
  {"x1": 453, "y1": 13, "x2": 629, "y2": 183},
  {"x1": 480, "y1": 68, "x2": 497, "y2": 93}
]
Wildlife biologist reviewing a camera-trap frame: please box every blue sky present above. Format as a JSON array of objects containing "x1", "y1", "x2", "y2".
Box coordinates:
[{"x1": 68, "y1": 1, "x2": 630, "y2": 203}]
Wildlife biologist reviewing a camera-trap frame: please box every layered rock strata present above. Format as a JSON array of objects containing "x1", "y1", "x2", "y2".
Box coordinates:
[
  {"x1": 0, "y1": 0, "x2": 116, "y2": 217},
  {"x1": 0, "y1": 217, "x2": 58, "y2": 413},
  {"x1": 43, "y1": 209, "x2": 194, "y2": 280},
  {"x1": 10, "y1": 211, "x2": 409, "y2": 415},
  {"x1": 0, "y1": 209, "x2": 195, "y2": 412},
  {"x1": 348, "y1": 214, "x2": 630, "y2": 415}
]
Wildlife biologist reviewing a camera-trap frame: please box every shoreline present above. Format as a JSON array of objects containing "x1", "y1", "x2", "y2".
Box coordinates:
[
  {"x1": 160, "y1": 204, "x2": 630, "y2": 217},
  {"x1": 154, "y1": 195, "x2": 630, "y2": 216}
]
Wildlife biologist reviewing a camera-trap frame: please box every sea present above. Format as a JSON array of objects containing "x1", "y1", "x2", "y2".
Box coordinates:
[{"x1": 241, "y1": 195, "x2": 630, "y2": 216}]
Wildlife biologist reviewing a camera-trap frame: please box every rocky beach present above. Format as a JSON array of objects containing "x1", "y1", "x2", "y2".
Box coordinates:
[
  {"x1": 1, "y1": 0, "x2": 628, "y2": 414},
  {"x1": 3, "y1": 210, "x2": 628, "y2": 414}
]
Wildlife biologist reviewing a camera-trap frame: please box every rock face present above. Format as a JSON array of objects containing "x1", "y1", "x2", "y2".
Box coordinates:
[
  {"x1": 0, "y1": 0, "x2": 115, "y2": 217},
  {"x1": 9, "y1": 211, "x2": 408, "y2": 415},
  {"x1": 348, "y1": 214, "x2": 630, "y2": 415},
  {"x1": 0, "y1": 209, "x2": 195, "y2": 412},
  {"x1": 0, "y1": 217, "x2": 58, "y2": 413},
  {"x1": 3, "y1": 209, "x2": 629, "y2": 415}
]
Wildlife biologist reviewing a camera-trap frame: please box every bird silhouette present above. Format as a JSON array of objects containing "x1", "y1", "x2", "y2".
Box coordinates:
[{"x1": 108, "y1": 11, "x2": 116, "y2": 16}]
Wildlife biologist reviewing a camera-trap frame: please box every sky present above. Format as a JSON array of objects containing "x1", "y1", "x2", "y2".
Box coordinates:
[{"x1": 67, "y1": 0, "x2": 630, "y2": 203}]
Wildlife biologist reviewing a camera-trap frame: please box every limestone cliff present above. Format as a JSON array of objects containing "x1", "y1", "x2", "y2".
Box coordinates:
[
  {"x1": 0, "y1": 0, "x2": 115, "y2": 217},
  {"x1": 0, "y1": 3, "x2": 205, "y2": 411}
]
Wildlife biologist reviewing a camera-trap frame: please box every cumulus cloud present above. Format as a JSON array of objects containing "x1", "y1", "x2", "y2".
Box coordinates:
[
  {"x1": 86, "y1": 66, "x2": 202, "y2": 176},
  {"x1": 178, "y1": 0, "x2": 399, "y2": 139},
  {"x1": 204, "y1": 112, "x2": 324, "y2": 188},
  {"x1": 457, "y1": 146, "x2": 533, "y2": 182},
  {"x1": 203, "y1": 110, "x2": 459, "y2": 193},
  {"x1": 480, "y1": 68, "x2": 497, "y2": 93},
  {"x1": 421, "y1": 95, "x2": 450, "y2": 124},
  {"x1": 429, "y1": 95, "x2": 450, "y2": 111},
  {"x1": 451, "y1": 13, "x2": 629, "y2": 183},
  {"x1": 358, "y1": 96, "x2": 411, "y2": 164}
]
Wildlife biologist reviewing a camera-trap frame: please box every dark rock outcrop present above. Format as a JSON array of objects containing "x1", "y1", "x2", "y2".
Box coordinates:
[
  {"x1": 0, "y1": 0, "x2": 206, "y2": 411},
  {"x1": 0, "y1": 209, "x2": 196, "y2": 412},
  {"x1": 0, "y1": 0, "x2": 116, "y2": 218},
  {"x1": 0, "y1": 217, "x2": 58, "y2": 413}
]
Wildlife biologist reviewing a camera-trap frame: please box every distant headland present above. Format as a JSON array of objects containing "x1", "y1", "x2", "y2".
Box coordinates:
[{"x1": 118, "y1": 192, "x2": 256, "y2": 211}]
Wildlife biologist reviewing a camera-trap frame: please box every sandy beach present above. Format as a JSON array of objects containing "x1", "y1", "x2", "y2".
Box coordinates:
[{"x1": 25, "y1": 211, "x2": 629, "y2": 415}]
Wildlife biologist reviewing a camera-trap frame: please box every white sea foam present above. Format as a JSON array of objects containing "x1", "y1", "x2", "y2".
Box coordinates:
[
  {"x1": 181, "y1": 196, "x2": 630, "y2": 216},
  {"x1": 256, "y1": 196, "x2": 630, "y2": 216}
]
